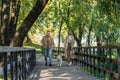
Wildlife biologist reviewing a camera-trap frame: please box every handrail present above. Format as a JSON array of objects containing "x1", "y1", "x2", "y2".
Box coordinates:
[
  {"x1": 53, "y1": 46, "x2": 120, "y2": 80},
  {"x1": 0, "y1": 46, "x2": 36, "y2": 80}
]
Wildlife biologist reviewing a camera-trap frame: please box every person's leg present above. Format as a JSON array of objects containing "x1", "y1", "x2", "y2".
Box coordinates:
[
  {"x1": 44, "y1": 49, "x2": 48, "y2": 66},
  {"x1": 69, "y1": 49, "x2": 73, "y2": 65},
  {"x1": 67, "y1": 48, "x2": 70, "y2": 63},
  {"x1": 48, "y1": 48, "x2": 52, "y2": 66},
  {"x1": 67, "y1": 43, "x2": 72, "y2": 65},
  {"x1": 67, "y1": 43, "x2": 72, "y2": 62}
]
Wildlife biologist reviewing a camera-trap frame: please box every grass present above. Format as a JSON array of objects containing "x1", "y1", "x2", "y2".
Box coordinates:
[
  {"x1": 0, "y1": 73, "x2": 11, "y2": 80},
  {"x1": 0, "y1": 75, "x2": 4, "y2": 80},
  {"x1": 23, "y1": 42, "x2": 42, "y2": 54}
]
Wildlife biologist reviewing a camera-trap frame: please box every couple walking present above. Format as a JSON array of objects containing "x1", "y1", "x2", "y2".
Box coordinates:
[{"x1": 41, "y1": 30, "x2": 75, "y2": 66}]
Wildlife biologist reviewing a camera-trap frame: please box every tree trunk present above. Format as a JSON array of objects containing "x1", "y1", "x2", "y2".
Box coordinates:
[
  {"x1": 0, "y1": 0, "x2": 10, "y2": 46},
  {"x1": 25, "y1": 34, "x2": 32, "y2": 43},
  {"x1": 58, "y1": 24, "x2": 62, "y2": 54},
  {"x1": 71, "y1": 30, "x2": 79, "y2": 46},
  {"x1": 87, "y1": 23, "x2": 92, "y2": 46},
  {"x1": 78, "y1": 25, "x2": 83, "y2": 47},
  {"x1": 10, "y1": 0, "x2": 48, "y2": 47},
  {"x1": 71, "y1": 25, "x2": 83, "y2": 47},
  {"x1": 9, "y1": 0, "x2": 20, "y2": 44},
  {"x1": 72, "y1": 24, "x2": 83, "y2": 47},
  {"x1": 96, "y1": 37, "x2": 101, "y2": 46},
  {"x1": 87, "y1": 14, "x2": 94, "y2": 46},
  {"x1": 0, "y1": 1, "x2": 1, "y2": 45},
  {"x1": 66, "y1": 0, "x2": 71, "y2": 29}
]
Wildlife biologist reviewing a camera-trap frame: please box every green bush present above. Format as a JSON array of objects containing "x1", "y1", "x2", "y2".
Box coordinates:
[{"x1": 23, "y1": 43, "x2": 42, "y2": 54}]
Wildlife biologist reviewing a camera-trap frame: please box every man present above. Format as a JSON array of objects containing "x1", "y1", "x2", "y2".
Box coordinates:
[{"x1": 41, "y1": 30, "x2": 55, "y2": 66}]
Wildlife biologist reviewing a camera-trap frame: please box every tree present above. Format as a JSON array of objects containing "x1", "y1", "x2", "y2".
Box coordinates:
[
  {"x1": 10, "y1": 0, "x2": 49, "y2": 47},
  {"x1": 9, "y1": 0, "x2": 20, "y2": 45},
  {"x1": 0, "y1": 0, "x2": 49, "y2": 47},
  {"x1": 0, "y1": 0, "x2": 10, "y2": 46}
]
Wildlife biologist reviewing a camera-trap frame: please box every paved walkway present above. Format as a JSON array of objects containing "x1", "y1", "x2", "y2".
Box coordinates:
[{"x1": 27, "y1": 54, "x2": 99, "y2": 80}]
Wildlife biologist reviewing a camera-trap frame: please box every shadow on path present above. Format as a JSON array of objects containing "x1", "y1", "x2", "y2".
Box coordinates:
[{"x1": 27, "y1": 54, "x2": 99, "y2": 80}]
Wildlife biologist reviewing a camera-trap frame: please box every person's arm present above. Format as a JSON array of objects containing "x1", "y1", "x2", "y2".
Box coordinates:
[
  {"x1": 51, "y1": 37, "x2": 55, "y2": 48},
  {"x1": 71, "y1": 36, "x2": 75, "y2": 48}
]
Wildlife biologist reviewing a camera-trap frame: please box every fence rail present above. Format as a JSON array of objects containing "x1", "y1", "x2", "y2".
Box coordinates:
[
  {"x1": 0, "y1": 46, "x2": 36, "y2": 80},
  {"x1": 53, "y1": 46, "x2": 120, "y2": 80}
]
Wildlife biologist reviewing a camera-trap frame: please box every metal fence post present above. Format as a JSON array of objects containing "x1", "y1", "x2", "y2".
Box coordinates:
[
  {"x1": 118, "y1": 49, "x2": 120, "y2": 80},
  {"x1": 4, "y1": 52, "x2": 7, "y2": 80},
  {"x1": 10, "y1": 52, "x2": 14, "y2": 80},
  {"x1": 15, "y1": 51, "x2": 18, "y2": 80}
]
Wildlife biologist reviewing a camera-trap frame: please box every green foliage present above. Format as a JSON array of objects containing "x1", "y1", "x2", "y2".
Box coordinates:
[
  {"x1": 17, "y1": 0, "x2": 36, "y2": 29},
  {"x1": 0, "y1": 74, "x2": 4, "y2": 80},
  {"x1": 16, "y1": 0, "x2": 120, "y2": 46},
  {"x1": 23, "y1": 42, "x2": 42, "y2": 54}
]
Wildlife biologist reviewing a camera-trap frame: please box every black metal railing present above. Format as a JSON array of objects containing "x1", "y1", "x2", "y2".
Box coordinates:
[
  {"x1": 53, "y1": 46, "x2": 120, "y2": 80},
  {"x1": 73, "y1": 46, "x2": 120, "y2": 80},
  {"x1": 52, "y1": 47, "x2": 64, "y2": 53},
  {"x1": 0, "y1": 46, "x2": 36, "y2": 80}
]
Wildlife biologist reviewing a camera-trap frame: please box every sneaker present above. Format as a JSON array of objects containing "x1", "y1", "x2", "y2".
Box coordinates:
[
  {"x1": 45, "y1": 63, "x2": 47, "y2": 66},
  {"x1": 49, "y1": 64, "x2": 52, "y2": 66},
  {"x1": 68, "y1": 62, "x2": 72, "y2": 66}
]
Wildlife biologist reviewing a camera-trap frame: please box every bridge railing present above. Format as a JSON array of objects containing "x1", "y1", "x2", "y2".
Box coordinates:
[
  {"x1": 0, "y1": 46, "x2": 36, "y2": 80},
  {"x1": 73, "y1": 46, "x2": 120, "y2": 80},
  {"x1": 53, "y1": 46, "x2": 120, "y2": 80}
]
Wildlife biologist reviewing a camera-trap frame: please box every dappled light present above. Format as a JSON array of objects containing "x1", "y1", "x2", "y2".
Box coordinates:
[
  {"x1": 0, "y1": 0, "x2": 120, "y2": 80},
  {"x1": 27, "y1": 54, "x2": 99, "y2": 80}
]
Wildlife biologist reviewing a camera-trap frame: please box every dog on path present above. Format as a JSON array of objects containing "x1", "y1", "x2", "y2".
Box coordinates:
[{"x1": 57, "y1": 54, "x2": 62, "y2": 66}]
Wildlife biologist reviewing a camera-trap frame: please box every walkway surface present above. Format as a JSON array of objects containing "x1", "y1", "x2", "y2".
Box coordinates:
[{"x1": 27, "y1": 54, "x2": 99, "y2": 80}]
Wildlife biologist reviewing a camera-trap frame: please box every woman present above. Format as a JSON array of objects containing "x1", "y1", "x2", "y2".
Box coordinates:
[{"x1": 64, "y1": 30, "x2": 75, "y2": 66}]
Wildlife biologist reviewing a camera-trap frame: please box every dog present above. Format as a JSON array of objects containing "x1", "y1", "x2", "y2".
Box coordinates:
[{"x1": 57, "y1": 54, "x2": 62, "y2": 66}]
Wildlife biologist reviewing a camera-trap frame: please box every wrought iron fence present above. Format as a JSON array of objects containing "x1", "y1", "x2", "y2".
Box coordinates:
[
  {"x1": 53, "y1": 46, "x2": 120, "y2": 80},
  {"x1": 0, "y1": 46, "x2": 36, "y2": 80}
]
